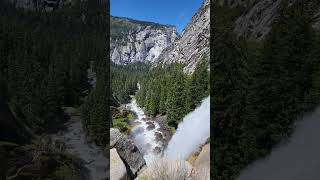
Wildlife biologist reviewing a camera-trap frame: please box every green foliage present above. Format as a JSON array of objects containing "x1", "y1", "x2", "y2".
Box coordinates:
[
  {"x1": 212, "y1": 3, "x2": 320, "y2": 180},
  {"x1": 0, "y1": 1, "x2": 106, "y2": 134},
  {"x1": 111, "y1": 61, "x2": 209, "y2": 130},
  {"x1": 136, "y1": 62, "x2": 209, "y2": 128},
  {"x1": 112, "y1": 109, "x2": 135, "y2": 134},
  {"x1": 111, "y1": 62, "x2": 150, "y2": 104},
  {"x1": 1, "y1": 137, "x2": 87, "y2": 180}
]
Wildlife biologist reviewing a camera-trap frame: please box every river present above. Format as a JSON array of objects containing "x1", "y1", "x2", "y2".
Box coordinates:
[
  {"x1": 51, "y1": 107, "x2": 108, "y2": 180},
  {"x1": 126, "y1": 96, "x2": 167, "y2": 166}
]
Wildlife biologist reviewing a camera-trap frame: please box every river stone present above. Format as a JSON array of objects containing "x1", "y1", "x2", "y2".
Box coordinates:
[
  {"x1": 110, "y1": 128, "x2": 146, "y2": 177},
  {"x1": 154, "y1": 132, "x2": 163, "y2": 142},
  {"x1": 146, "y1": 124, "x2": 155, "y2": 131},
  {"x1": 146, "y1": 121, "x2": 153, "y2": 125},
  {"x1": 110, "y1": 148, "x2": 127, "y2": 180},
  {"x1": 153, "y1": 146, "x2": 161, "y2": 155}
]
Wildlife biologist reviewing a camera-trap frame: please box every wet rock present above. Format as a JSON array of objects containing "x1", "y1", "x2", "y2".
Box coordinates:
[
  {"x1": 153, "y1": 147, "x2": 161, "y2": 155},
  {"x1": 110, "y1": 148, "x2": 127, "y2": 180},
  {"x1": 146, "y1": 124, "x2": 155, "y2": 131},
  {"x1": 154, "y1": 132, "x2": 163, "y2": 142},
  {"x1": 141, "y1": 118, "x2": 147, "y2": 121},
  {"x1": 146, "y1": 121, "x2": 153, "y2": 125},
  {"x1": 110, "y1": 128, "x2": 146, "y2": 177}
]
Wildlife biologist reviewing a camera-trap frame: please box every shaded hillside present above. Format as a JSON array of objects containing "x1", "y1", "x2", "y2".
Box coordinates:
[
  {"x1": 212, "y1": 1, "x2": 320, "y2": 179},
  {"x1": 0, "y1": 0, "x2": 108, "y2": 178}
]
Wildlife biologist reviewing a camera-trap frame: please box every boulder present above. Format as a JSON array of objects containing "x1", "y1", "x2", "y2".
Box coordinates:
[
  {"x1": 136, "y1": 158, "x2": 192, "y2": 180},
  {"x1": 154, "y1": 132, "x2": 163, "y2": 142},
  {"x1": 146, "y1": 124, "x2": 155, "y2": 131},
  {"x1": 153, "y1": 146, "x2": 161, "y2": 155},
  {"x1": 110, "y1": 128, "x2": 123, "y2": 148},
  {"x1": 146, "y1": 121, "x2": 153, "y2": 125},
  {"x1": 110, "y1": 148, "x2": 127, "y2": 180},
  {"x1": 110, "y1": 128, "x2": 146, "y2": 177},
  {"x1": 192, "y1": 144, "x2": 210, "y2": 180}
]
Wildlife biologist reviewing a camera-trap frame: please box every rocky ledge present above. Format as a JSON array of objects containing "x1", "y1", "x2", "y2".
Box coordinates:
[{"x1": 110, "y1": 128, "x2": 146, "y2": 179}]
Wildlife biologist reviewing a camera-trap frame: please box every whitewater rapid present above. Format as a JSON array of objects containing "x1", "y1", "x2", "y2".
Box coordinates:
[
  {"x1": 51, "y1": 107, "x2": 107, "y2": 180},
  {"x1": 127, "y1": 96, "x2": 164, "y2": 166}
]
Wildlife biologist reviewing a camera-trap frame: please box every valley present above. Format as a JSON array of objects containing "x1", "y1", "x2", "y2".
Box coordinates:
[{"x1": 110, "y1": 0, "x2": 210, "y2": 179}]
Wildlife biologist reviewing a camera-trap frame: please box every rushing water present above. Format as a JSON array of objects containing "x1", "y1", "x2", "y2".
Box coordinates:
[
  {"x1": 52, "y1": 107, "x2": 107, "y2": 180},
  {"x1": 127, "y1": 96, "x2": 164, "y2": 166},
  {"x1": 164, "y1": 97, "x2": 210, "y2": 160}
]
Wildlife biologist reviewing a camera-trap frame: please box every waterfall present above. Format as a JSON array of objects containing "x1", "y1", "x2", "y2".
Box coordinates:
[
  {"x1": 164, "y1": 96, "x2": 210, "y2": 160},
  {"x1": 237, "y1": 107, "x2": 320, "y2": 180}
]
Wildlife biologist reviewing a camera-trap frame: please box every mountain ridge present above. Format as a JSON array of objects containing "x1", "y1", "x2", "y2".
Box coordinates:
[
  {"x1": 110, "y1": 16, "x2": 179, "y2": 64},
  {"x1": 155, "y1": 0, "x2": 210, "y2": 73}
]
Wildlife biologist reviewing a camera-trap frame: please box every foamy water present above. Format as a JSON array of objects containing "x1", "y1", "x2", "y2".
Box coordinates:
[
  {"x1": 127, "y1": 96, "x2": 164, "y2": 166},
  {"x1": 164, "y1": 97, "x2": 210, "y2": 160}
]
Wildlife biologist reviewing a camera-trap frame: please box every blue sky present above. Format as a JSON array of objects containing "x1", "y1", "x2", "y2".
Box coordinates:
[{"x1": 110, "y1": 0, "x2": 204, "y2": 33}]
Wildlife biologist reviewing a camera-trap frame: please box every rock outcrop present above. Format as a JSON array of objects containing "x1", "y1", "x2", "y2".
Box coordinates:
[
  {"x1": 110, "y1": 148, "x2": 127, "y2": 180},
  {"x1": 221, "y1": 0, "x2": 320, "y2": 40},
  {"x1": 155, "y1": 0, "x2": 210, "y2": 73},
  {"x1": 110, "y1": 128, "x2": 146, "y2": 177},
  {"x1": 111, "y1": 16, "x2": 179, "y2": 65},
  {"x1": 136, "y1": 158, "x2": 192, "y2": 180},
  {"x1": 193, "y1": 144, "x2": 210, "y2": 180}
]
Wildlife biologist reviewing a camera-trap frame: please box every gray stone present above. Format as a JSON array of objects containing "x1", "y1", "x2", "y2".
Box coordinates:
[
  {"x1": 110, "y1": 128, "x2": 146, "y2": 177},
  {"x1": 146, "y1": 124, "x2": 155, "y2": 131},
  {"x1": 111, "y1": 16, "x2": 179, "y2": 64},
  {"x1": 231, "y1": 0, "x2": 320, "y2": 40},
  {"x1": 110, "y1": 148, "x2": 127, "y2": 180},
  {"x1": 155, "y1": 0, "x2": 210, "y2": 74},
  {"x1": 136, "y1": 158, "x2": 192, "y2": 180}
]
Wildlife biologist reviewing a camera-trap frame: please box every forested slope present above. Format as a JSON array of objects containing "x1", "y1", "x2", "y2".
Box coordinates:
[
  {"x1": 212, "y1": 1, "x2": 320, "y2": 179},
  {"x1": 0, "y1": 0, "x2": 108, "y2": 178}
]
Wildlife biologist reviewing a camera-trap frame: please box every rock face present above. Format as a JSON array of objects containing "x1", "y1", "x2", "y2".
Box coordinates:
[
  {"x1": 193, "y1": 144, "x2": 210, "y2": 180},
  {"x1": 223, "y1": 0, "x2": 320, "y2": 40},
  {"x1": 110, "y1": 148, "x2": 127, "y2": 180},
  {"x1": 155, "y1": 0, "x2": 210, "y2": 73},
  {"x1": 110, "y1": 128, "x2": 146, "y2": 177},
  {"x1": 136, "y1": 158, "x2": 192, "y2": 180},
  {"x1": 111, "y1": 16, "x2": 179, "y2": 65},
  {"x1": 234, "y1": 0, "x2": 283, "y2": 40}
]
